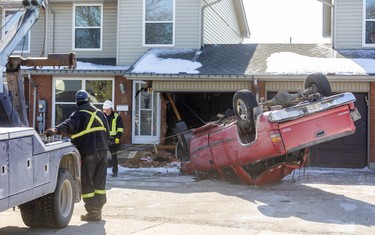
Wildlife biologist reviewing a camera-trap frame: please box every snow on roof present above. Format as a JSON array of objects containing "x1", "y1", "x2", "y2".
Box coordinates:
[
  {"x1": 131, "y1": 49, "x2": 202, "y2": 74},
  {"x1": 266, "y1": 52, "x2": 375, "y2": 75},
  {"x1": 129, "y1": 47, "x2": 375, "y2": 76}
]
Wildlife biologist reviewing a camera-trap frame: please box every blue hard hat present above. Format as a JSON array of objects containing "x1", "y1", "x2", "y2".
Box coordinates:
[{"x1": 75, "y1": 90, "x2": 89, "y2": 102}]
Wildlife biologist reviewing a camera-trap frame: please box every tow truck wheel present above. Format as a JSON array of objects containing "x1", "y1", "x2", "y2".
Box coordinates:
[
  {"x1": 233, "y1": 90, "x2": 258, "y2": 130},
  {"x1": 19, "y1": 199, "x2": 44, "y2": 228},
  {"x1": 41, "y1": 168, "x2": 75, "y2": 228},
  {"x1": 304, "y1": 73, "x2": 332, "y2": 97}
]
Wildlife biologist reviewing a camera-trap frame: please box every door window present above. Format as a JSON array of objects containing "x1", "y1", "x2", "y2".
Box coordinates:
[{"x1": 133, "y1": 81, "x2": 160, "y2": 144}]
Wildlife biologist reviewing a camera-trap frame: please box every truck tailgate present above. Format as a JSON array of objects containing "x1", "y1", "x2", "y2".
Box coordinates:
[{"x1": 278, "y1": 104, "x2": 356, "y2": 152}]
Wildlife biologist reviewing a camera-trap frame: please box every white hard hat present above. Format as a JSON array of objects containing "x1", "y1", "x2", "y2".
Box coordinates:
[{"x1": 103, "y1": 100, "x2": 113, "y2": 109}]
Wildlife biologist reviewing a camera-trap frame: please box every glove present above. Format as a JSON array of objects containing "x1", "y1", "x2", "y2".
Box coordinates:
[
  {"x1": 45, "y1": 128, "x2": 57, "y2": 137},
  {"x1": 115, "y1": 138, "x2": 120, "y2": 144}
]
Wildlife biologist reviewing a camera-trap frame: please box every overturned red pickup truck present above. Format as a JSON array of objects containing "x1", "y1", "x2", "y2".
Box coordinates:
[{"x1": 176, "y1": 73, "x2": 361, "y2": 185}]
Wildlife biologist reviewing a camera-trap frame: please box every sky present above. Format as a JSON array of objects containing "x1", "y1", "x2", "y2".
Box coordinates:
[{"x1": 243, "y1": 0, "x2": 331, "y2": 44}]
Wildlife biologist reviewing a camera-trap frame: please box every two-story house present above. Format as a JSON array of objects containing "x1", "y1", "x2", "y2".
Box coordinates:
[
  {"x1": 1, "y1": 0, "x2": 374, "y2": 170},
  {"x1": 123, "y1": 0, "x2": 374, "y2": 170}
]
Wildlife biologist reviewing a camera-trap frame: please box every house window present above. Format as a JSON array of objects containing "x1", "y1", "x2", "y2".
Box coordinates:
[
  {"x1": 144, "y1": 0, "x2": 174, "y2": 46},
  {"x1": 53, "y1": 78, "x2": 113, "y2": 125},
  {"x1": 365, "y1": 0, "x2": 375, "y2": 44},
  {"x1": 2, "y1": 9, "x2": 30, "y2": 53},
  {"x1": 73, "y1": 4, "x2": 102, "y2": 50}
]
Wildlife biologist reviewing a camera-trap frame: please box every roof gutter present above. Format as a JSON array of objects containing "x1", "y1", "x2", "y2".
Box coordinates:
[
  {"x1": 125, "y1": 73, "x2": 249, "y2": 81},
  {"x1": 252, "y1": 74, "x2": 375, "y2": 82}
]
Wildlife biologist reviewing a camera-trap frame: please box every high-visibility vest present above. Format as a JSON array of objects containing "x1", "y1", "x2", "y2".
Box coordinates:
[
  {"x1": 110, "y1": 113, "x2": 124, "y2": 137},
  {"x1": 71, "y1": 109, "x2": 107, "y2": 140}
]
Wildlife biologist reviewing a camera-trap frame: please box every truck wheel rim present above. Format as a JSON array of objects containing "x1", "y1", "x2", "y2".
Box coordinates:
[
  {"x1": 236, "y1": 99, "x2": 248, "y2": 120},
  {"x1": 59, "y1": 179, "x2": 73, "y2": 217}
]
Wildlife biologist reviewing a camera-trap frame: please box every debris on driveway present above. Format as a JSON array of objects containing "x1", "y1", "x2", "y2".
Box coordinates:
[{"x1": 119, "y1": 149, "x2": 177, "y2": 168}]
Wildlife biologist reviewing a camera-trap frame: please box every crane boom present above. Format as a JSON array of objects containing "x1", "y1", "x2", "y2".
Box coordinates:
[
  {"x1": 0, "y1": 0, "x2": 76, "y2": 127},
  {"x1": 0, "y1": 0, "x2": 45, "y2": 68}
]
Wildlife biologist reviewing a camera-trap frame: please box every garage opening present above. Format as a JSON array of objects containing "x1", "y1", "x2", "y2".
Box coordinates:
[{"x1": 164, "y1": 92, "x2": 234, "y2": 143}]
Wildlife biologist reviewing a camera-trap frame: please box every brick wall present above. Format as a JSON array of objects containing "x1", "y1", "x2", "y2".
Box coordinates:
[
  {"x1": 115, "y1": 76, "x2": 132, "y2": 144},
  {"x1": 160, "y1": 94, "x2": 168, "y2": 145},
  {"x1": 27, "y1": 75, "x2": 53, "y2": 130},
  {"x1": 258, "y1": 81, "x2": 266, "y2": 101}
]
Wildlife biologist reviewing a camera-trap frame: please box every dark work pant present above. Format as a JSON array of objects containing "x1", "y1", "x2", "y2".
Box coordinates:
[
  {"x1": 81, "y1": 150, "x2": 108, "y2": 212},
  {"x1": 109, "y1": 144, "x2": 118, "y2": 174}
]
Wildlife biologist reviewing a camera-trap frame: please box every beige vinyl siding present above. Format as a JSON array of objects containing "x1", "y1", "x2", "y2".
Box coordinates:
[
  {"x1": 175, "y1": 0, "x2": 201, "y2": 48},
  {"x1": 49, "y1": 2, "x2": 116, "y2": 58},
  {"x1": 48, "y1": 3, "x2": 71, "y2": 54},
  {"x1": 117, "y1": 0, "x2": 201, "y2": 66},
  {"x1": 152, "y1": 79, "x2": 252, "y2": 92},
  {"x1": 203, "y1": 0, "x2": 242, "y2": 44},
  {"x1": 334, "y1": 0, "x2": 363, "y2": 49},
  {"x1": 322, "y1": 0, "x2": 332, "y2": 37},
  {"x1": 28, "y1": 10, "x2": 45, "y2": 57},
  {"x1": 117, "y1": 0, "x2": 144, "y2": 65}
]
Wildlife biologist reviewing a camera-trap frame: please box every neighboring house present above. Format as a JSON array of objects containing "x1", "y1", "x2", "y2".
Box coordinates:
[{"x1": 1, "y1": 0, "x2": 374, "y2": 169}]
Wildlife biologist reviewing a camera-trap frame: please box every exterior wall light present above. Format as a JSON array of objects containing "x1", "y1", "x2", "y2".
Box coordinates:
[{"x1": 119, "y1": 81, "x2": 125, "y2": 94}]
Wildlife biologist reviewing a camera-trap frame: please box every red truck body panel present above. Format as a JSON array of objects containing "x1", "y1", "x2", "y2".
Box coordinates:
[{"x1": 181, "y1": 102, "x2": 357, "y2": 185}]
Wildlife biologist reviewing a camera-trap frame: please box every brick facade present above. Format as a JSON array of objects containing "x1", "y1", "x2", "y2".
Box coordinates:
[
  {"x1": 27, "y1": 75, "x2": 53, "y2": 131},
  {"x1": 114, "y1": 76, "x2": 132, "y2": 143}
]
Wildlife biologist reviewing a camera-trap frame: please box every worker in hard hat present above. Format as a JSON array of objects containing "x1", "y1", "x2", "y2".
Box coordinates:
[
  {"x1": 102, "y1": 100, "x2": 124, "y2": 177},
  {"x1": 46, "y1": 90, "x2": 110, "y2": 221}
]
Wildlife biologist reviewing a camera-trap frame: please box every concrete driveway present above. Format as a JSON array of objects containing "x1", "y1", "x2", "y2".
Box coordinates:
[{"x1": 0, "y1": 166, "x2": 374, "y2": 235}]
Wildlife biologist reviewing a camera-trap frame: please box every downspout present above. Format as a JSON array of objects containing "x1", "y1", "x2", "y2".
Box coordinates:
[
  {"x1": 201, "y1": 0, "x2": 223, "y2": 47},
  {"x1": 43, "y1": 0, "x2": 48, "y2": 56},
  {"x1": 45, "y1": 0, "x2": 56, "y2": 54}
]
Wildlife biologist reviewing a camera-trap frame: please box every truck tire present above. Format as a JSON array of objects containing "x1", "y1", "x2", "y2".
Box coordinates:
[
  {"x1": 233, "y1": 90, "x2": 258, "y2": 131},
  {"x1": 41, "y1": 168, "x2": 75, "y2": 228},
  {"x1": 19, "y1": 199, "x2": 44, "y2": 228},
  {"x1": 304, "y1": 73, "x2": 332, "y2": 97}
]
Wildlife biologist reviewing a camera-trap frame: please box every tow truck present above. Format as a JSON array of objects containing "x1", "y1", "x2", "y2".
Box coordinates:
[{"x1": 0, "y1": 0, "x2": 80, "y2": 228}]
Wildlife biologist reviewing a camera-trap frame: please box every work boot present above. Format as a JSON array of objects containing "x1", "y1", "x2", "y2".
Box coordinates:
[
  {"x1": 80, "y1": 210, "x2": 102, "y2": 221},
  {"x1": 111, "y1": 173, "x2": 118, "y2": 177}
]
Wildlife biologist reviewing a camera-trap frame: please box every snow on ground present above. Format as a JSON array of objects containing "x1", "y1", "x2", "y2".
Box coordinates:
[{"x1": 112, "y1": 162, "x2": 181, "y2": 175}]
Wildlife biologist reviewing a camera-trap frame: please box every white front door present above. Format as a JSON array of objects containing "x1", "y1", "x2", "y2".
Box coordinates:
[{"x1": 132, "y1": 81, "x2": 161, "y2": 144}]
